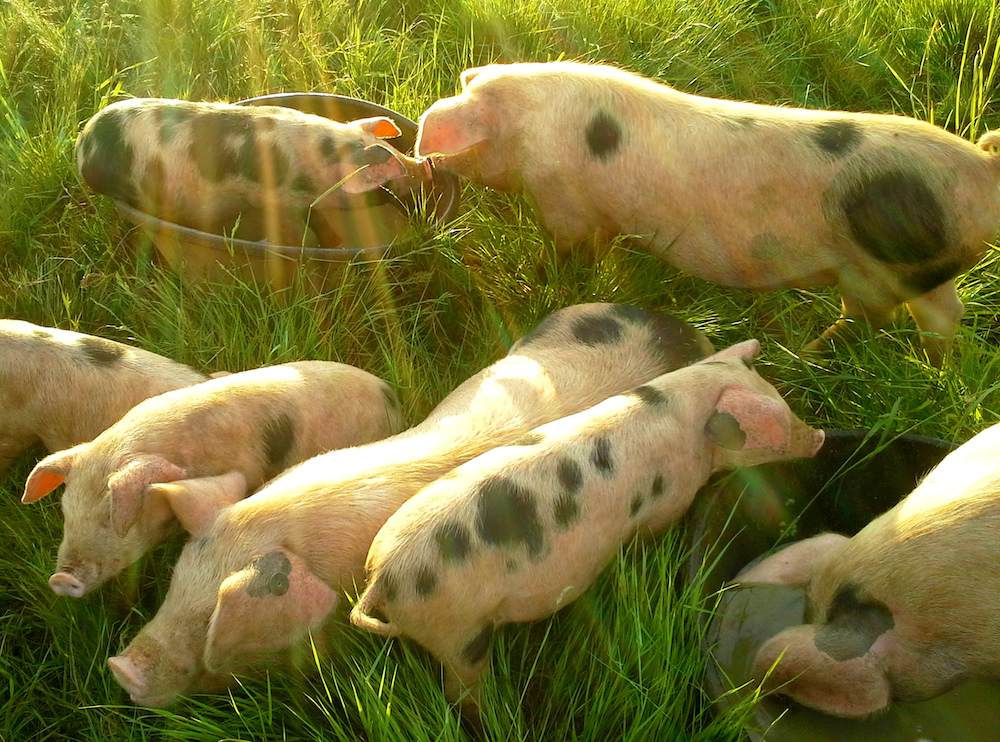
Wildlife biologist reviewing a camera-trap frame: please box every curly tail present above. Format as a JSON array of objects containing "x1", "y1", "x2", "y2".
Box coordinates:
[
  {"x1": 977, "y1": 131, "x2": 1000, "y2": 154},
  {"x1": 350, "y1": 582, "x2": 402, "y2": 636}
]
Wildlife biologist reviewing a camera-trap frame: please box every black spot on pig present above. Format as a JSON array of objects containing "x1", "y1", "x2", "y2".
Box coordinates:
[
  {"x1": 245, "y1": 550, "x2": 292, "y2": 598},
  {"x1": 557, "y1": 458, "x2": 583, "y2": 494},
  {"x1": 814, "y1": 120, "x2": 861, "y2": 159},
  {"x1": 814, "y1": 583, "x2": 894, "y2": 661},
  {"x1": 262, "y1": 413, "x2": 296, "y2": 473},
  {"x1": 291, "y1": 173, "x2": 315, "y2": 195},
  {"x1": 462, "y1": 624, "x2": 495, "y2": 666},
  {"x1": 554, "y1": 494, "x2": 580, "y2": 529},
  {"x1": 586, "y1": 111, "x2": 622, "y2": 160},
  {"x1": 630, "y1": 494, "x2": 644, "y2": 517},
  {"x1": 650, "y1": 474, "x2": 665, "y2": 499},
  {"x1": 573, "y1": 315, "x2": 622, "y2": 345},
  {"x1": 77, "y1": 337, "x2": 125, "y2": 367},
  {"x1": 629, "y1": 384, "x2": 669, "y2": 408},
  {"x1": 512, "y1": 431, "x2": 545, "y2": 446},
  {"x1": 435, "y1": 522, "x2": 472, "y2": 563},
  {"x1": 476, "y1": 476, "x2": 544, "y2": 557},
  {"x1": 353, "y1": 144, "x2": 392, "y2": 166},
  {"x1": 903, "y1": 259, "x2": 962, "y2": 296},
  {"x1": 841, "y1": 170, "x2": 948, "y2": 264},
  {"x1": 190, "y1": 111, "x2": 256, "y2": 182},
  {"x1": 414, "y1": 566, "x2": 437, "y2": 598},
  {"x1": 79, "y1": 107, "x2": 135, "y2": 201},
  {"x1": 320, "y1": 135, "x2": 341, "y2": 163},
  {"x1": 591, "y1": 437, "x2": 614, "y2": 475},
  {"x1": 705, "y1": 411, "x2": 746, "y2": 450},
  {"x1": 625, "y1": 307, "x2": 713, "y2": 366},
  {"x1": 381, "y1": 572, "x2": 399, "y2": 602},
  {"x1": 158, "y1": 106, "x2": 192, "y2": 144}
]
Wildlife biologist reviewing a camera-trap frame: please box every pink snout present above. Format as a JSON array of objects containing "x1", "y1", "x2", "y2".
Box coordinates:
[
  {"x1": 108, "y1": 655, "x2": 176, "y2": 708},
  {"x1": 49, "y1": 572, "x2": 86, "y2": 598}
]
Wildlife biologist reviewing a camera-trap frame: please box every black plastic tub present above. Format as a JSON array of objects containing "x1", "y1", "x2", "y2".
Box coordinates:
[{"x1": 686, "y1": 429, "x2": 1000, "y2": 742}]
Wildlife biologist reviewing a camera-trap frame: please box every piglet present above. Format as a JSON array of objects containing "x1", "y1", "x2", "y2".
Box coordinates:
[
  {"x1": 741, "y1": 421, "x2": 1000, "y2": 718},
  {"x1": 104, "y1": 303, "x2": 713, "y2": 707},
  {"x1": 22, "y1": 360, "x2": 403, "y2": 597},
  {"x1": 350, "y1": 339, "x2": 824, "y2": 709},
  {"x1": 0, "y1": 319, "x2": 206, "y2": 475},
  {"x1": 76, "y1": 98, "x2": 432, "y2": 247},
  {"x1": 416, "y1": 61, "x2": 1000, "y2": 363}
]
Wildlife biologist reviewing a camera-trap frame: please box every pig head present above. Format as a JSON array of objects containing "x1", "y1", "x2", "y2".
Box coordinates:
[
  {"x1": 107, "y1": 476, "x2": 336, "y2": 708},
  {"x1": 22, "y1": 444, "x2": 247, "y2": 596}
]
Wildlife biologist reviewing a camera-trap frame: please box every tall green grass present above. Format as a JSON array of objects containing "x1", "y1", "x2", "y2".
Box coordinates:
[{"x1": 2, "y1": 0, "x2": 1000, "y2": 739}]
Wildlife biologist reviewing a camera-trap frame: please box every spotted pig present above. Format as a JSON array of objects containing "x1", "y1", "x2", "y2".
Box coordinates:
[
  {"x1": 350, "y1": 339, "x2": 824, "y2": 709},
  {"x1": 22, "y1": 360, "x2": 402, "y2": 597},
  {"x1": 741, "y1": 421, "x2": 1000, "y2": 718},
  {"x1": 104, "y1": 303, "x2": 714, "y2": 708},
  {"x1": 76, "y1": 98, "x2": 432, "y2": 247},
  {"x1": 416, "y1": 61, "x2": 1000, "y2": 363},
  {"x1": 0, "y1": 319, "x2": 207, "y2": 475}
]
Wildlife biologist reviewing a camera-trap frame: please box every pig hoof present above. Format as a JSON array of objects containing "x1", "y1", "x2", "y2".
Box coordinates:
[{"x1": 49, "y1": 572, "x2": 86, "y2": 598}]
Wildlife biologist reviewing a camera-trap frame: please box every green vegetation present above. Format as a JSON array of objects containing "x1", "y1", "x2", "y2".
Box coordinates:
[{"x1": 2, "y1": 0, "x2": 1000, "y2": 739}]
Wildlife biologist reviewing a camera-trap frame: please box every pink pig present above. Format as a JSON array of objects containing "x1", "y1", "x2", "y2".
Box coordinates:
[
  {"x1": 350, "y1": 339, "x2": 824, "y2": 710},
  {"x1": 0, "y1": 319, "x2": 206, "y2": 474},
  {"x1": 416, "y1": 61, "x2": 1000, "y2": 363},
  {"x1": 104, "y1": 303, "x2": 714, "y2": 707},
  {"x1": 741, "y1": 421, "x2": 1000, "y2": 719},
  {"x1": 76, "y1": 98, "x2": 432, "y2": 247},
  {"x1": 22, "y1": 360, "x2": 403, "y2": 597}
]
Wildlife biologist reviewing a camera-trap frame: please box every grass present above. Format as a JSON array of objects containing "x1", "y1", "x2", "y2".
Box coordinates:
[{"x1": 2, "y1": 0, "x2": 1000, "y2": 739}]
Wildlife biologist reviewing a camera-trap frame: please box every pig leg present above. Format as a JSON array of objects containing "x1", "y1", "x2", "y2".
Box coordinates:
[
  {"x1": 734, "y1": 533, "x2": 848, "y2": 588},
  {"x1": 802, "y1": 291, "x2": 898, "y2": 358},
  {"x1": 425, "y1": 623, "x2": 496, "y2": 711},
  {"x1": 904, "y1": 279, "x2": 964, "y2": 366}
]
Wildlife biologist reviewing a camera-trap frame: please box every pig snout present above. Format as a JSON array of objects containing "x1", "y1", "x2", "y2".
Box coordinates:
[
  {"x1": 109, "y1": 632, "x2": 212, "y2": 707},
  {"x1": 49, "y1": 572, "x2": 87, "y2": 598},
  {"x1": 796, "y1": 425, "x2": 826, "y2": 458}
]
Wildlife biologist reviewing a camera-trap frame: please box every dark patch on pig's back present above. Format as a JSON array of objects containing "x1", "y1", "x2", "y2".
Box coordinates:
[
  {"x1": 814, "y1": 583, "x2": 894, "y2": 661},
  {"x1": 613, "y1": 305, "x2": 712, "y2": 367},
  {"x1": 413, "y1": 565, "x2": 437, "y2": 597},
  {"x1": 591, "y1": 437, "x2": 614, "y2": 475},
  {"x1": 435, "y1": 522, "x2": 472, "y2": 563},
  {"x1": 902, "y1": 259, "x2": 963, "y2": 297},
  {"x1": 190, "y1": 110, "x2": 259, "y2": 182},
  {"x1": 245, "y1": 550, "x2": 292, "y2": 597},
  {"x1": 586, "y1": 110, "x2": 622, "y2": 160},
  {"x1": 79, "y1": 106, "x2": 137, "y2": 202},
  {"x1": 262, "y1": 412, "x2": 297, "y2": 473},
  {"x1": 475, "y1": 476, "x2": 544, "y2": 556},
  {"x1": 572, "y1": 314, "x2": 623, "y2": 345},
  {"x1": 839, "y1": 169, "x2": 949, "y2": 265},
  {"x1": 628, "y1": 384, "x2": 670, "y2": 408},
  {"x1": 76, "y1": 336, "x2": 126, "y2": 367},
  {"x1": 814, "y1": 120, "x2": 862, "y2": 159},
  {"x1": 553, "y1": 457, "x2": 584, "y2": 529}
]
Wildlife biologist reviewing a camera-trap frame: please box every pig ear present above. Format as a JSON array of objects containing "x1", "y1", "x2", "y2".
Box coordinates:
[
  {"x1": 204, "y1": 548, "x2": 337, "y2": 672},
  {"x1": 352, "y1": 116, "x2": 402, "y2": 140},
  {"x1": 705, "y1": 385, "x2": 789, "y2": 451},
  {"x1": 460, "y1": 67, "x2": 485, "y2": 88},
  {"x1": 148, "y1": 470, "x2": 247, "y2": 537},
  {"x1": 22, "y1": 444, "x2": 87, "y2": 503},
  {"x1": 108, "y1": 455, "x2": 188, "y2": 536},
  {"x1": 696, "y1": 339, "x2": 761, "y2": 365}
]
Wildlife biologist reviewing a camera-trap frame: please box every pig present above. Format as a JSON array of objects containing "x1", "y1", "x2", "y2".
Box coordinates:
[
  {"x1": 104, "y1": 303, "x2": 714, "y2": 708},
  {"x1": 741, "y1": 421, "x2": 1000, "y2": 719},
  {"x1": 76, "y1": 98, "x2": 433, "y2": 248},
  {"x1": 0, "y1": 319, "x2": 207, "y2": 475},
  {"x1": 350, "y1": 339, "x2": 824, "y2": 709},
  {"x1": 21, "y1": 360, "x2": 403, "y2": 597},
  {"x1": 415, "y1": 61, "x2": 1000, "y2": 364}
]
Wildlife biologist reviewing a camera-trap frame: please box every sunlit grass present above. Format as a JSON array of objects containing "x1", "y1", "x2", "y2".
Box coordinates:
[{"x1": 3, "y1": 0, "x2": 1000, "y2": 739}]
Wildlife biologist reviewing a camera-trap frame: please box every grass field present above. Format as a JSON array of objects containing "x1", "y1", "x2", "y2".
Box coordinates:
[{"x1": 2, "y1": 0, "x2": 1000, "y2": 739}]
